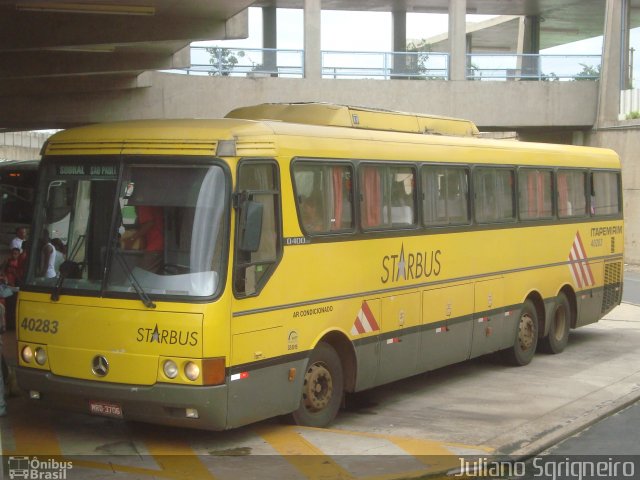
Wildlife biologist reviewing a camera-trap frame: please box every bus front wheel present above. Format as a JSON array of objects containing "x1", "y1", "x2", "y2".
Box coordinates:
[
  {"x1": 503, "y1": 299, "x2": 539, "y2": 366},
  {"x1": 292, "y1": 342, "x2": 344, "y2": 428},
  {"x1": 539, "y1": 293, "x2": 570, "y2": 354}
]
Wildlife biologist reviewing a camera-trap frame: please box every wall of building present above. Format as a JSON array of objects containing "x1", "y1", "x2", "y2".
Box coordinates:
[
  {"x1": 584, "y1": 123, "x2": 640, "y2": 264},
  {"x1": 0, "y1": 131, "x2": 49, "y2": 161}
]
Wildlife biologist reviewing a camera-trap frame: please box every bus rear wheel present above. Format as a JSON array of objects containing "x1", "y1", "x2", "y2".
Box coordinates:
[
  {"x1": 291, "y1": 342, "x2": 344, "y2": 428},
  {"x1": 503, "y1": 299, "x2": 539, "y2": 366},
  {"x1": 539, "y1": 293, "x2": 570, "y2": 354}
]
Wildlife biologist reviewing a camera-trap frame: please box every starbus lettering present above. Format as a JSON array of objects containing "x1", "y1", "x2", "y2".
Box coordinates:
[
  {"x1": 381, "y1": 243, "x2": 442, "y2": 284},
  {"x1": 136, "y1": 324, "x2": 198, "y2": 346}
]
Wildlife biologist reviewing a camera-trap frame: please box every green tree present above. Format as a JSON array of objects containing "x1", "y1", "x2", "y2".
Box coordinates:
[
  {"x1": 206, "y1": 47, "x2": 244, "y2": 76},
  {"x1": 574, "y1": 63, "x2": 601, "y2": 81}
]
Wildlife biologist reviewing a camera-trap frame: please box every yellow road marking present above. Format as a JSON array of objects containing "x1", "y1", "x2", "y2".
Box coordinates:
[
  {"x1": 138, "y1": 429, "x2": 215, "y2": 480},
  {"x1": 294, "y1": 425, "x2": 493, "y2": 476},
  {"x1": 255, "y1": 424, "x2": 353, "y2": 479},
  {"x1": 6, "y1": 413, "x2": 62, "y2": 456}
]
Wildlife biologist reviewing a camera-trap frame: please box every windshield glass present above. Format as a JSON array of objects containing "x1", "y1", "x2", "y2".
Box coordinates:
[{"x1": 27, "y1": 158, "x2": 228, "y2": 298}]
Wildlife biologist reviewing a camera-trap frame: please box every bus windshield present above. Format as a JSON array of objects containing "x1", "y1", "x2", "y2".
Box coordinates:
[{"x1": 27, "y1": 158, "x2": 228, "y2": 299}]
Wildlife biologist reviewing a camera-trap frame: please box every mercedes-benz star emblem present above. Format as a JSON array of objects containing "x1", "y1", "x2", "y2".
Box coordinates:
[{"x1": 92, "y1": 355, "x2": 109, "y2": 377}]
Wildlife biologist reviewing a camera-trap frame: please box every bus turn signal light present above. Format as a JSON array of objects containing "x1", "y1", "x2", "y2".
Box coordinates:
[{"x1": 202, "y1": 357, "x2": 226, "y2": 385}]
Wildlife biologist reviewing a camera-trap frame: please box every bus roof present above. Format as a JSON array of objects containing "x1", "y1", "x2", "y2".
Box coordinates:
[
  {"x1": 41, "y1": 105, "x2": 620, "y2": 170},
  {"x1": 226, "y1": 102, "x2": 480, "y2": 138}
]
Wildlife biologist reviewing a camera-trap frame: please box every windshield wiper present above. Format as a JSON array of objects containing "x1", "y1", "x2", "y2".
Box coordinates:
[
  {"x1": 51, "y1": 235, "x2": 85, "y2": 302},
  {"x1": 113, "y1": 247, "x2": 156, "y2": 309}
]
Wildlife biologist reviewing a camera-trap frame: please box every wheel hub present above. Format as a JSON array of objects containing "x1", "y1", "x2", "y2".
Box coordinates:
[
  {"x1": 302, "y1": 362, "x2": 333, "y2": 412},
  {"x1": 518, "y1": 313, "x2": 535, "y2": 350}
]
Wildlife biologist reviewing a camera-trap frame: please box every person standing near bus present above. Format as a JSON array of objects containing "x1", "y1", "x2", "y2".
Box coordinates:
[{"x1": 9, "y1": 227, "x2": 26, "y2": 252}]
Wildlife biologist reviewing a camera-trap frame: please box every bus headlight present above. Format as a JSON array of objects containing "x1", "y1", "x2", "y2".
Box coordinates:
[
  {"x1": 34, "y1": 347, "x2": 47, "y2": 366},
  {"x1": 21, "y1": 346, "x2": 34, "y2": 364},
  {"x1": 184, "y1": 362, "x2": 200, "y2": 381},
  {"x1": 163, "y1": 360, "x2": 178, "y2": 379}
]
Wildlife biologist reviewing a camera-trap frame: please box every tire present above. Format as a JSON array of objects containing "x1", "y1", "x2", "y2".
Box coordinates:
[
  {"x1": 539, "y1": 293, "x2": 571, "y2": 354},
  {"x1": 503, "y1": 299, "x2": 539, "y2": 366},
  {"x1": 291, "y1": 342, "x2": 344, "y2": 428}
]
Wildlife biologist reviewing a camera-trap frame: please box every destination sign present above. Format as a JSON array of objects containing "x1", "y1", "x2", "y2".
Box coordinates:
[{"x1": 56, "y1": 164, "x2": 118, "y2": 178}]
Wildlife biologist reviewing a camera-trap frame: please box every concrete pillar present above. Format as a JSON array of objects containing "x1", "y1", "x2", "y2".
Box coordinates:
[
  {"x1": 621, "y1": 0, "x2": 631, "y2": 90},
  {"x1": 466, "y1": 34, "x2": 473, "y2": 73},
  {"x1": 519, "y1": 16, "x2": 540, "y2": 79},
  {"x1": 304, "y1": 0, "x2": 321, "y2": 79},
  {"x1": 262, "y1": 7, "x2": 277, "y2": 75},
  {"x1": 597, "y1": 0, "x2": 629, "y2": 125},
  {"x1": 392, "y1": 10, "x2": 408, "y2": 77},
  {"x1": 448, "y1": 0, "x2": 467, "y2": 81}
]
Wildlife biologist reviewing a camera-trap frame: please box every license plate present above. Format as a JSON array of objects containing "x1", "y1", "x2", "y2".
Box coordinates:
[{"x1": 89, "y1": 401, "x2": 123, "y2": 418}]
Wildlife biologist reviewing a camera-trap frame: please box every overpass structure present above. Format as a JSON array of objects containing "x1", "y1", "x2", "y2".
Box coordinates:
[
  {"x1": 0, "y1": 0, "x2": 636, "y2": 132},
  {"x1": 0, "y1": 0, "x2": 640, "y2": 260}
]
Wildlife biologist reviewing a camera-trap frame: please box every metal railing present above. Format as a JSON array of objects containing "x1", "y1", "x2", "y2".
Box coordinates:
[
  {"x1": 184, "y1": 46, "x2": 304, "y2": 77},
  {"x1": 467, "y1": 54, "x2": 601, "y2": 81},
  {"x1": 321, "y1": 50, "x2": 448, "y2": 79},
  {"x1": 170, "y1": 47, "x2": 602, "y2": 82}
]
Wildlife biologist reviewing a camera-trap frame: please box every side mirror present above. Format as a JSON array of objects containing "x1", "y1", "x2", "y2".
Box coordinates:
[{"x1": 239, "y1": 199, "x2": 263, "y2": 252}]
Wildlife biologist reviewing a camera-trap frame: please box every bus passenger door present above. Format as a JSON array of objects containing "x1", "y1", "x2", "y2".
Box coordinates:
[
  {"x1": 420, "y1": 283, "x2": 474, "y2": 372},
  {"x1": 375, "y1": 292, "x2": 421, "y2": 385},
  {"x1": 470, "y1": 278, "x2": 505, "y2": 358}
]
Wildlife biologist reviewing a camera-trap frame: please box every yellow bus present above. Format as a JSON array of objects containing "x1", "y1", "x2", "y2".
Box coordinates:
[{"x1": 16, "y1": 103, "x2": 623, "y2": 430}]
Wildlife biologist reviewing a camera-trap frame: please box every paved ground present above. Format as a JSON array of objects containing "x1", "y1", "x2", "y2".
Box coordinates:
[{"x1": 1, "y1": 299, "x2": 639, "y2": 479}]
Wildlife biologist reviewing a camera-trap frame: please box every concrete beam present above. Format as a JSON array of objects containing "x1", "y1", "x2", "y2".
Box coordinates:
[
  {"x1": 0, "y1": 72, "x2": 598, "y2": 131},
  {"x1": 0, "y1": 72, "x2": 153, "y2": 100},
  {"x1": 0, "y1": 49, "x2": 190, "y2": 79},
  {"x1": 0, "y1": 13, "x2": 231, "y2": 50}
]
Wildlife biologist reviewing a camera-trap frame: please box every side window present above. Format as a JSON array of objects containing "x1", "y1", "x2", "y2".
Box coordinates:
[
  {"x1": 474, "y1": 167, "x2": 515, "y2": 223},
  {"x1": 422, "y1": 166, "x2": 469, "y2": 226},
  {"x1": 557, "y1": 169, "x2": 587, "y2": 218},
  {"x1": 234, "y1": 161, "x2": 281, "y2": 297},
  {"x1": 518, "y1": 168, "x2": 553, "y2": 220},
  {"x1": 360, "y1": 164, "x2": 416, "y2": 229},
  {"x1": 591, "y1": 171, "x2": 620, "y2": 216},
  {"x1": 293, "y1": 161, "x2": 354, "y2": 234}
]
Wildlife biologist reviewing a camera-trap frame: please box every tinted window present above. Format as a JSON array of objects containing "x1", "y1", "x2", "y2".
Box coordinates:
[
  {"x1": 293, "y1": 162, "x2": 354, "y2": 234},
  {"x1": 557, "y1": 169, "x2": 587, "y2": 218},
  {"x1": 591, "y1": 171, "x2": 620, "y2": 216},
  {"x1": 422, "y1": 166, "x2": 469, "y2": 225},
  {"x1": 518, "y1": 168, "x2": 553, "y2": 220},
  {"x1": 474, "y1": 167, "x2": 515, "y2": 223},
  {"x1": 360, "y1": 164, "x2": 416, "y2": 229}
]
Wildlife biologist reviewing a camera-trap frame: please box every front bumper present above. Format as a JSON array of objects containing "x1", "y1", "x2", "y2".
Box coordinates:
[{"x1": 17, "y1": 366, "x2": 229, "y2": 430}]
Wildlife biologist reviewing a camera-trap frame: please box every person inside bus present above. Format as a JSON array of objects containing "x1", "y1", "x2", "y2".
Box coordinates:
[
  {"x1": 300, "y1": 195, "x2": 324, "y2": 233},
  {"x1": 51, "y1": 238, "x2": 67, "y2": 275},
  {"x1": 123, "y1": 205, "x2": 164, "y2": 273},
  {"x1": 9, "y1": 227, "x2": 27, "y2": 252},
  {"x1": 40, "y1": 230, "x2": 57, "y2": 279}
]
